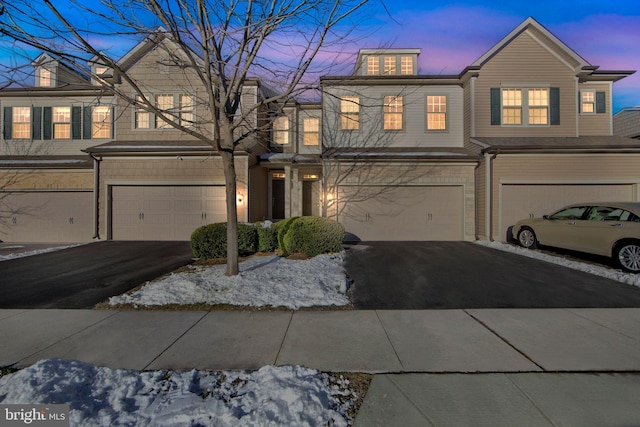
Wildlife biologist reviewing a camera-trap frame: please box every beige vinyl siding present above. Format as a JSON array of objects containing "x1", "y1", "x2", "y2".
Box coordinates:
[
  {"x1": 578, "y1": 83, "x2": 612, "y2": 136},
  {"x1": 323, "y1": 85, "x2": 464, "y2": 149},
  {"x1": 0, "y1": 170, "x2": 93, "y2": 191},
  {"x1": 488, "y1": 153, "x2": 640, "y2": 239},
  {"x1": 474, "y1": 30, "x2": 577, "y2": 137}
]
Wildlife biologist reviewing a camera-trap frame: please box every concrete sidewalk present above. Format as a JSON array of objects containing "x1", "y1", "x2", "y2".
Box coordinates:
[{"x1": 4, "y1": 308, "x2": 640, "y2": 425}]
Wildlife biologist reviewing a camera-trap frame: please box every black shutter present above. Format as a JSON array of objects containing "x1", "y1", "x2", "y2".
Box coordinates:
[
  {"x1": 3, "y1": 107, "x2": 12, "y2": 140},
  {"x1": 110, "y1": 107, "x2": 115, "y2": 139},
  {"x1": 83, "y1": 106, "x2": 92, "y2": 139},
  {"x1": 42, "y1": 107, "x2": 52, "y2": 140},
  {"x1": 71, "y1": 106, "x2": 82, "y2": 139},
  {"x1": 490, "y1": 88, "x2": 501, "y2": 125},
  {"x1": 32, "y1": 107, "x2": 42, "y2": 140},
  {"x1": 550, "y1": 87, "x2": 560, "y2": 125},
  {"x1": 596, "y1": 92, "x2": 606, "y2": 113}
]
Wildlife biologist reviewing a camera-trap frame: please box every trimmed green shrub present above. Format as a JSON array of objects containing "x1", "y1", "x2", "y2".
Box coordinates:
[
  {"x1": 190, "y1": 222, "x2": 258, "y2": 259},
  {"x1": 282, "y1": 216, "x2": 345, "y2": 258},
  {"x1": 274, "y1": 216, "x2": 299, "y2": 256},
  {"x1": 256, "y1": 221, "x2": 278, "y2": 252}
]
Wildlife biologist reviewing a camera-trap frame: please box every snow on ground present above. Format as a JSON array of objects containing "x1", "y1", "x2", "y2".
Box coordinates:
[
  {"x1": 109, "y1": 252, "x2": 351, "y2": 309},
  {"x1": 0, "y1": 244, "x2": 81, "y2": 261},
  {"x1": 476, "y1": 240, "x2": 640, "y2": 287},
  {"x1": 0, "y1": 359, "x2": 358, "y2": 427}
]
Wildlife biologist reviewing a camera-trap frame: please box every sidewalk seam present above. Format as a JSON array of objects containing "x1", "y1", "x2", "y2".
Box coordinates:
[
  {"x1": 386, "y1": 375, "x2": 437, "y2": 426},
  {"x1": 142, "y1": 311, "x2": 210, "y2": 370},
  {"x1": 505, "y1": 374, "x2": 559, "y2": 426},
  {"x1": 375, "y1": 311, "x2": 405, "y2": 370},
  {"x1": 273, "y1": 311, "x2": 294, "y2": 365},
  {"x1": 15, "y1": 310, "x2": 121, "y2": 367},
  {"x1": 463, "y1": 310, "x2": 546, "y2": 372}
]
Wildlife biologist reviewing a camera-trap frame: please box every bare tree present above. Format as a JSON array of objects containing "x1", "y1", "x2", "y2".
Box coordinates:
[{"x1": 0, "y1": 0, "x2": 370, "y2": 274}]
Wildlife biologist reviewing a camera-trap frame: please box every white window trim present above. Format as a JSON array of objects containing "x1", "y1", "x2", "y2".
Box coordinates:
[
  {"x1": 500, "y1": 86, "x2": 551, "y2": 127},
  {"x1": 426, "y1": 94, "x2": 448, "y2": 132},
  {"x1": 580, "y1": 89, "x2": 597, "y2": 115}
]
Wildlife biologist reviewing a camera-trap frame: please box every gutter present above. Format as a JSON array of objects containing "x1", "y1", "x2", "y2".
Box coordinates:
[{"x1": 484, "y1": 150, "x2": 499, "y2": 242}]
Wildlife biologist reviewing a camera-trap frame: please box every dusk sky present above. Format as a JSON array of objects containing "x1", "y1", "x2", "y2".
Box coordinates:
[{"x1": 1, "y1": 0, "x2": 638, "y2": 112}]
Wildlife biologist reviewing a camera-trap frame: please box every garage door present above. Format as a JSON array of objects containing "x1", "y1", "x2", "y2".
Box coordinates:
[
  {"x1": 500, "y1": 183, "x2": 635, "y2": 241},
  {"x1": 0, "y1": 191, "x2": 93, "y2": 243},
  {"x1": 111, "y1": 186, "x2": 226, "y2": 240},
  {"x1": 338, "y1": 186, "x2": 463, "y2": 241}
]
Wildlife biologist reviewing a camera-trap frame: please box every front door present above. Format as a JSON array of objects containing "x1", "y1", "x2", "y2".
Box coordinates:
[{"x1": 272, "y1": 179, "x2": 285, "y2": 219}]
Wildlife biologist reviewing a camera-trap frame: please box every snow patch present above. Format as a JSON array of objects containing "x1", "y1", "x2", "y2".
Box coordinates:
[
  {"x1": 109, "y1": 252, "x2": 351, "y2": 309},
  {"x1": 0, "y1": 359, "x2": 356, "y2": 427},
  {"x1": 0, "y1": 244, "x2": 82, "y2": 262}
]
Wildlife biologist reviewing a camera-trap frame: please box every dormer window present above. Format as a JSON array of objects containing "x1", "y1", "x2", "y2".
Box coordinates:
[
  {"x1": 383, "y1": 56, "x2": 396, "y2": 75},
  {"x1": 38, "y1": 68, "x2": 53, "y2": 87},
  {"x1": 367, "y1": 57, "x2": 379, "y2": 75},
  {"x1": 400, "y1": 56, "x2": 414, "y2": 75}
]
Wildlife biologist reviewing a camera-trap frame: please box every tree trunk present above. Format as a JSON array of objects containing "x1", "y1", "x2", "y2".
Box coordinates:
[{"x1": 220, "y1": 147, "x2": 239, "y2": 276}]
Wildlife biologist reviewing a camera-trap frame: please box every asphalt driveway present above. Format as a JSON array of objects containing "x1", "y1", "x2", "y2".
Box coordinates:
[
  {"x1": 345, "y1": 241, "x2": 640, "y2": 309},
  {"x1": 0, "y1": 241, "x2": 193, "y2": 309}
]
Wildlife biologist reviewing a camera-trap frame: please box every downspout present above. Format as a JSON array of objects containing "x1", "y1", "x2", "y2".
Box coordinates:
[
  {"x1": 485, "y1": 150, "x2": 498, "y2": 241},
  {"x1": 474, "y1": 158, "x2": 481, "y2": 240},
  {"x1": 89, "y1": 153, "x2": 101, "y2": 240}
]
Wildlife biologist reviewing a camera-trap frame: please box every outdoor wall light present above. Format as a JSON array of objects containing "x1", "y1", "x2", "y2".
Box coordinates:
[{"x1": 237, "y1": 194, "x2": 245, "y2": 205}]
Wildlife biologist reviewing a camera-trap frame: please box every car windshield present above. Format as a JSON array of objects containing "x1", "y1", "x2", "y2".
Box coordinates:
[{"x1": 549, "y1": 206, "x2": 587, "y2": 220}]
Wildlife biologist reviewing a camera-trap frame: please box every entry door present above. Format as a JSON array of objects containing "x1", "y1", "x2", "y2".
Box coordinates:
[{"x1": 272, "y1": 179, "x2": 285, "y2": 219}]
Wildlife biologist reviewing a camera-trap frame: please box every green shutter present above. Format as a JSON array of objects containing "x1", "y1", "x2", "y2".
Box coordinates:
[
  {"x1": 42, "y1": 107, "x2": 52, "y2": 140},
  {"x1": 32, "y1": 107, "x2": 42, "y2": 140},
  {"x1": 550, "y1": 88, "x2": 560, "y2": 125},
  {"x1": 3, "y1": 107, "x2": 12, "y2": 140},
  {"x1": 83, "y1": 106, "x2": 92, "y2": 139},
  {"x1": 71, "y1": 106, "x2": 82, "y2": 139},
  {"x1": 490, "y1": 88, "x2": 501, "y2": 125},
  {"x1": 596, "y1": 92, "x2": 606, "y2": 113}
]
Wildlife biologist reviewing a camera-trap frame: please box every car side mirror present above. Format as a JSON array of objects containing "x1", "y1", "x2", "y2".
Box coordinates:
[{"x1": 543, "y1": 215, "x2": 549, "y2": 220}]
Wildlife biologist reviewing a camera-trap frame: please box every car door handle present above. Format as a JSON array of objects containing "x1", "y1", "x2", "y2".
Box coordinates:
[
  {"x1": 567, "y1": 221, "x2": 576, "y2": 225},
  {"x1": 609, "y1": 223, "x2": 622, "y2": 227}
]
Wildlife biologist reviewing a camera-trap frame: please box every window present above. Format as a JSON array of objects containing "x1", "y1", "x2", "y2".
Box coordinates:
[
  {"x1": 383, "y1": 96, "x2": 403, "y2": 130},
  {"x1": 400, "y1": 56, "x2": 413, "y2": 75},
  {"x1": 303, "y1": 118, "x2": 320, "y2": 146},
  {"x1": 588, "y1": 206, "x2": 639, "y2": 222},
  {"x1": 550, "y1": 206, "x2": 588, "y2": 220},
  {"x1": 500, "y1": 88, "x2": 549, "y2": 126},
  {"x1": 340, "y1": 96, "x2": 360, "y2": 130},
  {"x1": 12, "y1": 107, "x2": 31, "y2": 139},
  {"x1": 92, "y1": 106, "x2": 111, "y2": 138},
  {"x1": 367, "y1": 56, "x2": 379, "y2": 75},
  {"x1": 39, "y1": 68, "x2": 52, "y2": 87},
  {"x1": 581, "y1": 91, "x2": 595, "y2": 113},
  {"x1": 135, "y1": 96, "x2": 151, "y2": 129},
  {"x1": 273, "y1": 115, "x2": 289, "y2": 144},
  {"x1": 383, "y1": 56, "x2": 396, "y2": 75},
  {"x1": 427, "y1": 95, "x2": 447, "y2": 130},
  {"x1": 52, "y1": 107, "x2": 71, "y2": 139},
  {"x1": 179, "y1": 94, "x2": 194, "y2": 127},
  {"x1": 155, "y1": 94, "x2": 174, "y2": 129}
]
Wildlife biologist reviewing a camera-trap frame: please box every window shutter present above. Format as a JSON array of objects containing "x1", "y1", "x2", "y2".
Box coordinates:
[
  {"x1": 3, "y1": 107, "x2": 12, "y2": 140},
  {"x1": 110, "y1": 107, "x2": 115, "y2": 139},
  {"x1": 83, "y1": 106, "x2": 92, "y2": 139},
  {"x1": 71, "y1": 106, "x2": 82, "y2": 139},
  {"x1": 596, "y1": 92, "x2": 606, "y2": 113},
  {"x1": 490, "y1": 88, "x2": 501, "y2": 125},
  {"x1": 32, "y1": 107, "x2": 42, "y2": 140},
  {"x1": 42, "y1": 107, "x2": 52, "y2": 140},
  {"x1": 550, "y1": 87, "x2": 560, "y2": 125}
]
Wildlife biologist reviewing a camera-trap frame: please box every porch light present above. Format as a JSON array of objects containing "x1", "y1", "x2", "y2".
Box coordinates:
[{"x1": 237, "y1": 194, "x2": 245, "y2": 205}]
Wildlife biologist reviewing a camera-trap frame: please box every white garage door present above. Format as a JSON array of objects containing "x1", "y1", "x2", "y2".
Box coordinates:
[
  {"x1": 111, "y1": 185, "x2": 226, "y2": 241},
  {"x1": 338, "y1": 186, "x2": 464, "y2": 241},
  {"x1": 0, "y1": 191, "x2": 93, "y2": 243},
  {"x1": 500, "y1": 183, "x2": 636, "y2": 241}
]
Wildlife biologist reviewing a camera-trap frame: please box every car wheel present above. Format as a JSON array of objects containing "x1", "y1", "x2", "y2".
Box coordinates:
[
  {"x1": 615, "y1": 242, "x2": 640, "y2": 273},
  {"x1": 517, "y1": 227, "x2": 537, "y2": 249}
]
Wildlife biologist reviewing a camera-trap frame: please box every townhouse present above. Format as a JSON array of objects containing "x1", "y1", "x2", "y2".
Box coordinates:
[{"x1": 1, "y1": 17, "x2": 638, "y2": 244}]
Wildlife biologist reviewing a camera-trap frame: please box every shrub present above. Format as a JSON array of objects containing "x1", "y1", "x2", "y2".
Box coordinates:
[
  {"x1": 256, "y1": 221, "x2": 278, "y2": 252},
  {"x1": 282, "y1": 216, "x2": 345, "y2": 258},
  {"x1": 190, "y1": 222, "x2": 258, "y2": 259},
  {"x1": 274, "y1": 216, "x2": 299, "y2": 256}
]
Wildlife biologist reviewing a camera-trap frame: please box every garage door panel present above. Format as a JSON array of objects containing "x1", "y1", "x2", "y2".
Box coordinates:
[
  {"x1": 501, "y1": 184, "x2": 635, "y2": 242},
  {"x1": 111, "y1": 186, "x2": 226, "y2": 241},
  {"x1": 0, "y1": 192, "x2": 92, "y2": 243},
  {"x1": 339, "y1": 186, "x2": 463, "y2": 241}
]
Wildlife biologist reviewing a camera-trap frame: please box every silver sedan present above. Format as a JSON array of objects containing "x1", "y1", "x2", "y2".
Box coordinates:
[{"x1": 512, "y1": 202, "x2": 640, "y2": 272}]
